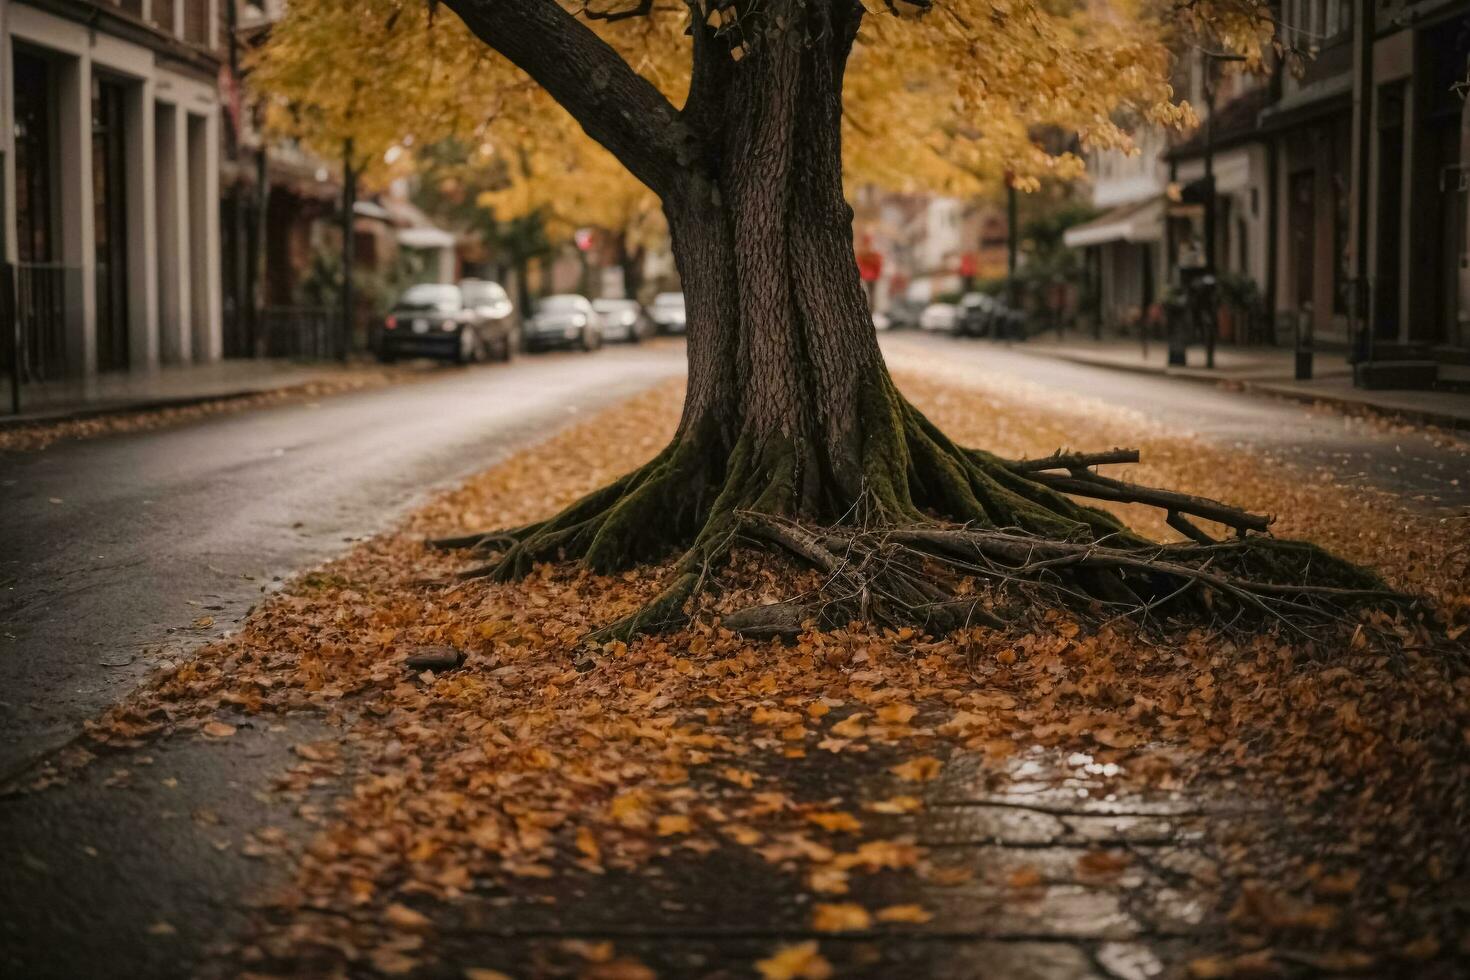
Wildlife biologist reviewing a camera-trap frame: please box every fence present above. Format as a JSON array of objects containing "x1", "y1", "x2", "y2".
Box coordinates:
[
  {"x1": 259, "y1": 306, "x2": 341, "y2": 361},
  {"x1": 3, "y1": 261, "x2": 80, "y2": 414}
]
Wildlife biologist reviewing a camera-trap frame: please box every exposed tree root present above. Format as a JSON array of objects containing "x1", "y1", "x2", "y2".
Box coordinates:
[
  {"x1": 431, "y1": 399, "x2": 1410, "y2": 643},
  {"x1": 740, "y1": 511, "x2": 1407, "y2": 639}
]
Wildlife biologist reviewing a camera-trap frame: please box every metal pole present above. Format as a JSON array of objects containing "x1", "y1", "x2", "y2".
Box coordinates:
[
  {"x1": 1006, "y1": 177, "x2": 1019, "y2": 309},
  {"x1": 1203, "y1": 64, "x2": 1218, "y2": 370},
  {"x1": 340, "y1": 139, "x2": 355, "y2": 363},
  {"x1": 1351, "y1": 0, "x2": 1375, "y2": 376},
  {"x1": 3, "y1": 263, "x2": 19, "y2": 415}
]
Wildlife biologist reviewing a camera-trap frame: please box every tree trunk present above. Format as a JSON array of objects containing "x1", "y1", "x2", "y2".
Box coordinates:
[{"x1": 463, "y1": 0, "x2": 1118, "y2": 581}]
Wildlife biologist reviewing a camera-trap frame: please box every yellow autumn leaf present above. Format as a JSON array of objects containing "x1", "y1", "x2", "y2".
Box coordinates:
[
  {"x1": 805, "y1": 811, "x2": 862, "y2": 833},
  {"x1": 876, "y1": 704, "x2": 917, "y2": 724},
  {"x1": 876, "y1": 904, "x2": 932, "y2": 924},
  {"x1": 201, "y1": 721, "x2": 236, "y2": 738},
  {"x1": 576, "y1": 827, "x2": 601, "y2": 863},
  {"x1": 811, "y1": 902, "x2": 872, "y2": 932},
  {"x1": 756, "y1": 941, "x2": 833, "y2": 980},
  {"x1": 865, "y1": 795, "x2": 923, "y2": 814},
  {"x1": 383, "y1": 902, "x2": 432, "y2": 932},
  {"x1": 889, "y1": 756, "x2": 943, "y2": 782},
  {"x1": 656, "y1": 814, "x2": 693, "y2": 836}
]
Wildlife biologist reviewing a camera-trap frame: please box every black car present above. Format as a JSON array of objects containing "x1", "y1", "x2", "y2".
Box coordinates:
[
  {"x1": 523, "y1": 294, "x2": 603, "y2": 352},
  {"x1": 377, "y1": 282, "x2": 518, "y2": 363},
  {"x1": 957, "y1": 292, "x2": 997, "y2": 337}
]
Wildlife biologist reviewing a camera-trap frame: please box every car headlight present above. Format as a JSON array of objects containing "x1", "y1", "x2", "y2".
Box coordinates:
[
  {"x1": 572, "y1": 315, "x2": 587, "y2": 327},
  {"x1": 440, "y1": 321, "x2": 457, "y2": 332}
]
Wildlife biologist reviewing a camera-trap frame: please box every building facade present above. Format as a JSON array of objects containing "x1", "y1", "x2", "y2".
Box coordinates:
[
  {"x1": 1, "y1": 0, "x2": 224, "y2": 384},
  {"x1": 1066, "y1": 0, "x2": 1470, "y2": 389},
  {"x1": 1062, "y1": 127, "x2": 1169, "y2": 333}
]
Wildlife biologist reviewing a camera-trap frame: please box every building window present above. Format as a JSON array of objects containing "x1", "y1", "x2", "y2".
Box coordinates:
[
  {"x1": 92, "y1": 76, "x2": 131, "y2": 372},
  {"x1": 184, "y1": 0, "x2": 208, "y2": 44},
  {"x1": 153, "y1": 0, "x2": 175, "y2": 35},
  {"x1": 13, "y1": 51, "x2": 55, "y2": 265}
]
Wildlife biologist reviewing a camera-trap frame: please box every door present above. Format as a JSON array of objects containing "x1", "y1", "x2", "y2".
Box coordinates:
[
  {"x1": 1374, "y1": 84, "x2": 1405, "y2": 342},
  {"x1": 1289, "y1": 171, "x2": 1316, "y2": 311},
  {"x1": 92, "y1": 76, "x2": 130, "y2": 372},
  {"x1": 12, "y1": 50, "x2": 68, "y2": 382}
]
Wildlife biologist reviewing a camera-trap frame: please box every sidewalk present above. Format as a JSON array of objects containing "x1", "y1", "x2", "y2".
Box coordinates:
[
  {"x1": 2, "y1": 359, "x2": 374, "y2": 428},
  {"x1": 1018, "y1": 336, "x2": 1470, "y2": 429}
]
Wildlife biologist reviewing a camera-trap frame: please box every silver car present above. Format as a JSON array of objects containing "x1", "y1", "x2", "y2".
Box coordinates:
[
  {"x1": 648, "y1": 292, "x2": 687, "y2": 334},
  {"x1": 592, "y1": 298, "x2": 653, "y2": 342},
  {"x1": 524, "y1": 294, "x2": 603, "y2": 352}
]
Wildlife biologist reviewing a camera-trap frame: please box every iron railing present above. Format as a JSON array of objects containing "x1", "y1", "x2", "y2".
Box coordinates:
[
  {"x1": 3, "y1": 262, "x2": 80, "y2": 413},
  {"x1": 259, "y1": 306, "x2": 340, "y2": 361}
]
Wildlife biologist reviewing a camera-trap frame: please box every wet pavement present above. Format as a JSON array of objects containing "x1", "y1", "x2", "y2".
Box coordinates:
[
  {"x1": 0, "y1": 343, "x2": 686, "y2": 779},
  {"x1": 352, "y1": 747, "x2": 1226, "y2": 980},
  {"x1": 884, "y1": 333, "x2": 1470, "y2": 510}
]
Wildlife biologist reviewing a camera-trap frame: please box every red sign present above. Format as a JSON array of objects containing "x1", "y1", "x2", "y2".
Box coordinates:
[
  {"x1": 958, "y1": 252, "x2": 977, "y2": 278},
  {"x1": 856, "y1": 250, "x2": 883, "y2": 283}
]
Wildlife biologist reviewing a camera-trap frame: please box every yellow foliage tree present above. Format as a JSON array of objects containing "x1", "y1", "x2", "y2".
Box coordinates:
[{"x1": 257, "y1": 0, "x2": 1382, "y2": 644}]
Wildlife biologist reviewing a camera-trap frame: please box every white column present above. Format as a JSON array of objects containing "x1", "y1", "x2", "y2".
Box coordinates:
[
  {"x1": 56, "y1": 51, "x2": 96, "y2": 378},
  {"x1": 186, "y1": 110, "x2": 221, "y2": 362},
  {"x1": 156, "y1": 100, "x2": 190, "y2": 363},
  {"x1": 126, "y1": 79, "x2": 160, "y2": 370}
]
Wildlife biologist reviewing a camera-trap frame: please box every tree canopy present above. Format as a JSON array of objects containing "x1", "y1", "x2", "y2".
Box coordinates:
[{"x1": 251, "y1": 0, "x2": 1271, "y2": 205}]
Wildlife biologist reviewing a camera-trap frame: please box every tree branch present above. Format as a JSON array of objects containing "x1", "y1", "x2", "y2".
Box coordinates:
[{"x1": 442, "y1": 0, "x2": 687, "y2": 196}]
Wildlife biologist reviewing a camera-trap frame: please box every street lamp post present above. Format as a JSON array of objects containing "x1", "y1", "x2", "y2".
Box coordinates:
[
  {"x1": 340, "y1": 139, "x2": 356, "y2": 364},
  {"x1": 1202, "y1": 68, "x2": 1217, "y2": 370},
  {"x1": 1200, "y1": 51, "x2": 1246, "y2": 371}
]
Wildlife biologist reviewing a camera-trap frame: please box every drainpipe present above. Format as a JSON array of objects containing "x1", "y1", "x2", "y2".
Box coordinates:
[
  {"x1": 1351, "y1": 0, "x2": 1375, "y2": 378},
  {"x1": 1264, "y1": 47, "x2": 1282, "y2": 350},
  {"x1": 1005, "y1": 175, "x2": 1018, "y2": 311},
  {"x1": 340, "y1": 139, "x2": 355, "y2": 363}
]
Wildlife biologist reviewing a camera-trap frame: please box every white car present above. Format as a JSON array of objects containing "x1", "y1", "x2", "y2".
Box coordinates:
[
  {"x1": 919, "y1": 302, "x2": 959, "y2": 332},
  {"x1": 648, "y1": 292, "x2": 687, "y2": 334}
]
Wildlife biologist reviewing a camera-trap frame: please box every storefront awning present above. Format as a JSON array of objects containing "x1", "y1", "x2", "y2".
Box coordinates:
[
  {"x1": 1063, "y1": 198, "x2": 1162, "y2": 248},
  {"x1": 396, "y1": 226, "x2": 456, "y2": 250}
]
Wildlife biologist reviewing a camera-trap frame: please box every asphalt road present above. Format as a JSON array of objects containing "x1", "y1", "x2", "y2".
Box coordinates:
[
  {"x1": 1, "y1": 333, "x2": 1465, "y2": 978},
  {"x1": 0, "y1": 343, "x2": 685, "y2": 779}
]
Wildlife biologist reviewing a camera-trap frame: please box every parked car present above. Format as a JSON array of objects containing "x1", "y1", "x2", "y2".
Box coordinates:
[
  {"x1": 377, "y1": 282, "x2": 517, "y2": 363},
  {"x1": 592, "y1": 298, "x2": 653, "y2": 342},
  {"x1": 918, "y1": 302, "x2": 959, "y2": 333},
  {"x1": 524, "y1": 294, "x2": 603, "y2": 352},
  {"x1": 460, "y1": 278, "x2": 520, "y2": 355},
  {"x1": 957, "y1": 292, "x2": 997, "y2": 337},
  {"x1": 885, "y1": 297, "x2": 925, "y2": 330},
  {"x1": 648, "y1": 292, "x2": 687, "y2": 334}
]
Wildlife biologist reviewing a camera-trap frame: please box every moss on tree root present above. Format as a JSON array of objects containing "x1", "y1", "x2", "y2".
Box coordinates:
[{"x1": 437, "y1": 380, "x2": 1404, "y2": 642}]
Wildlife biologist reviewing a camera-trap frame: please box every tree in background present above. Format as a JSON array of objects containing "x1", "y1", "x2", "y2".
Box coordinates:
[{"x1": 257, "y1": 0, "x2": 1392, "y2": 639}]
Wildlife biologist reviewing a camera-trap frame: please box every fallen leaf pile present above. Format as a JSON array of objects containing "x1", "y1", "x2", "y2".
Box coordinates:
[{"x1": 52, "y1": 355, "x2": 1470, "y2": 977}]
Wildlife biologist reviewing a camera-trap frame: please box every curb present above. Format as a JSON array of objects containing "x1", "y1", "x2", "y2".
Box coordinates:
[
  {"x1": 1238, "y1": 380, "x2": 1470, "y2": 432},
  {"x1": 1024, "y1": 347, "x2": 1470, "y2": 432},
  {"x1": 0, "y1": 385, "x2": 299, "y2": 430}
]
